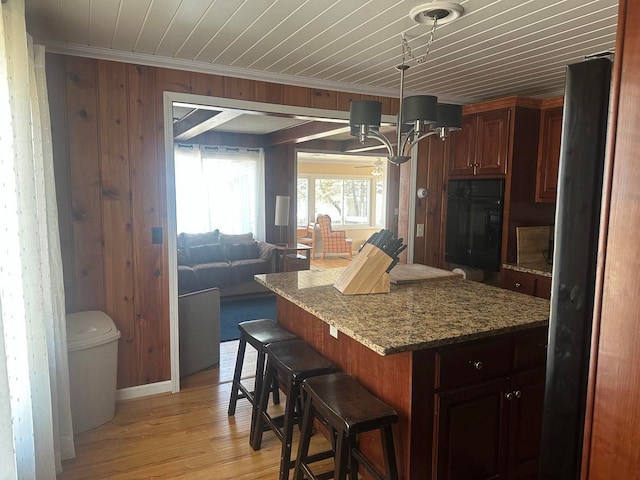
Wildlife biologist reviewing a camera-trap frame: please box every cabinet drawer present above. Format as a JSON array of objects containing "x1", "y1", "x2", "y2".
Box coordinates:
[
  {"x1": 514, "y1": 327, "x2": 548, "y2": 371},
  {"x1": 501, "y1": 269, "x2": 536, "y2": 296},
  {"x1": 435, "y1": 335, "x2": 512, "y2": 390}
]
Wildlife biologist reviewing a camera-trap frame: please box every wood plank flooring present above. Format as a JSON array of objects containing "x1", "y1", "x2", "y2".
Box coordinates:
[
  {"x1": 60, "y1": 341, "x2": 334, "y2": 479},
  {"x1": 60, "y1": 257, "x2": 348, "y2": 479}
]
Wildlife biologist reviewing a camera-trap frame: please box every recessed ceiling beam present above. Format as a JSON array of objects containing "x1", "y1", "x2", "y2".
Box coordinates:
[
  {"x1": 174, "y1": 109, "x2": 244, "y2": 141},
  {"x1": 266, "y1": 121, "x2": 351, "y2": 146}
]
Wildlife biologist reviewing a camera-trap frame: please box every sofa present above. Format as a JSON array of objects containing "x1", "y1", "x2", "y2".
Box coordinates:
[{"x1": 177, "y1": 230, "x2": 278, "y2": 297}]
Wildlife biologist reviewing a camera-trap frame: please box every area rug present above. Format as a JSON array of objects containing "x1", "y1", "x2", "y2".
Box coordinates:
[{"x1": 220, "y1": 295, "x2": 277, "y2": 342}]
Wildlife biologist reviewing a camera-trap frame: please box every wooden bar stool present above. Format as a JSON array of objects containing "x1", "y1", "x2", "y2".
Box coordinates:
[
  {"x1": 227, "y1": 319, "x2": 297, "y2": 422},
  {"x1": 294, "y1": 372, "x2": 399, "y2": 480},
  {"x1": 251, "y1": 339, "x2": 336, "y2": 480}
]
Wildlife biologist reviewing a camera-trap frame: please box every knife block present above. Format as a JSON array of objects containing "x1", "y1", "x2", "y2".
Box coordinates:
[{"x1": 334, "y1": 243, "x2": 392, "y2": 295}]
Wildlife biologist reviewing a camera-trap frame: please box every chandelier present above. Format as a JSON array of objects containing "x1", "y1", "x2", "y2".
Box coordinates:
[{"x1": 349, "y1": 2, "x2": 465, "y2": 165}]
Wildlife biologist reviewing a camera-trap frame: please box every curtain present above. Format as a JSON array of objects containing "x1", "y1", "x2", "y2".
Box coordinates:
[
  {"x1": 0, "y1": 0, "x2": 75, "y2": 478},
  {"x1": 174, "y1": 144, "x2": 266, "y2": 240}
]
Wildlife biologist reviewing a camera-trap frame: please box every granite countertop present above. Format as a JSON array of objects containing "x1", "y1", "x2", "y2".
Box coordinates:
[
  {"x1": 255, "y1": 268, "x2": 550, "y2": 356},
  {"x1": 502, "y1": 262, "x2": 553, "y2": 277}
]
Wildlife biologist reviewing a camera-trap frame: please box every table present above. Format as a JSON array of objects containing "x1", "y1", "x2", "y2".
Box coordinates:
[{"x1": 275, "y1": 243, "x2": 312, "y2": 272}]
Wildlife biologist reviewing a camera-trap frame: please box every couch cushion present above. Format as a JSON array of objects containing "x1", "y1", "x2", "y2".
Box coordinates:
[
  {"x1": 225, "y1": 241, "x2": 260, "y2": 261},
  {"x1": 179, "y1": 230, "x2": 220, "y2": 249},
  {"x1": 193, "y1": 262, "x2": 234, "y2": 288},
  {"x1": 230, "y1": 258, "x2": 272, "y2": 282},
  {"x1": 219, "y1": 232, "x2": 254, "y2": 244},
  {"x1": 188, "y1": 243, "x2": 226, "y2": 264}
]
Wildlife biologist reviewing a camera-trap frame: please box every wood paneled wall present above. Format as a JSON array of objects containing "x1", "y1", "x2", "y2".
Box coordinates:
[{"x1": 46, "y1": 53, "x2": 398, "y2": 388}]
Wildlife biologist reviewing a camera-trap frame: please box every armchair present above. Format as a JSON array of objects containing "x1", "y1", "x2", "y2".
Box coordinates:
[{"x1": 316, "y1": 214, "x2": 353, "y2": 259}]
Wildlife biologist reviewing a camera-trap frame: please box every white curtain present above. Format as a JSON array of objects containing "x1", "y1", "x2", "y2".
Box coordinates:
[
  {"x1": 174, "y1": 144, "x2": 266, "y2": 240},
  {"x1": 0, "y1": 0, "x2": 75, "y2": 478}
]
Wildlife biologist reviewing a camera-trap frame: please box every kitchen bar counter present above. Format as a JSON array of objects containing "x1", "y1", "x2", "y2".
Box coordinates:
[
  {"x1": 255, "y1": 268, "x2": 550, "y2": 355},
  {"x1": 502, "y1": 261, "x2": 553, "y2": 277},
  {"x1": 255, "y1": 267, "x2": 551, "y2": 479}
]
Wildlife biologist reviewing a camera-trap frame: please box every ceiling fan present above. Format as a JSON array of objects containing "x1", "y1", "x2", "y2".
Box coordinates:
[{"x1": 354, "y1": 159, "x2": 385, "y2": 177}]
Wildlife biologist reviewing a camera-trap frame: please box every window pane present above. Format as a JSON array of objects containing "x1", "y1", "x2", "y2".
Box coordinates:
[
  {"x1": 297, "y1": 178, "x2": 308, "y2": 226},
  {"x1": 315, "y1": 178, "x2": 344, "y2": 224},
  {"x1": 375, "y1": 179, "x2": 385, "y2": 227},
  {"x1": 343, "y1": 179, "x2": 369, "y2": 225}
]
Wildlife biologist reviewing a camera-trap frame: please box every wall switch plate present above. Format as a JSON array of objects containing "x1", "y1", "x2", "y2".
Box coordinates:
[
  {"x1": 329, "y1": 325, "x2": 338, "y2": 338},
  {"x1": 152, "y1": 227, "x2": 163, "y2": 244},
  {"x1": 416, "y1": 223, "x2": 425, "y2": 237}
]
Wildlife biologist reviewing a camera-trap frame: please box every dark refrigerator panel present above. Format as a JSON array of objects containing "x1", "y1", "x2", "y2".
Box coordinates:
[{"x1": 539, "y1": 57, "x2": 612, "y2": 479}]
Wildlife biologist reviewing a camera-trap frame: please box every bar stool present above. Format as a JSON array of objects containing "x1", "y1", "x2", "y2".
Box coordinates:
[
  {"x1": 227, "y1": 319, "x2": 297, "y2": 421},
  {"x1": 294, "y1": 372, "x2": 399, "y2": 480},
  {"x1": 251, "y1": 339, "x2": 336, "y2": 480}
]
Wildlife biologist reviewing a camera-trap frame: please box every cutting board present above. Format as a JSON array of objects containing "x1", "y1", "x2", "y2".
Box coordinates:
[
  {"x1": 516, "y1": 226, "x2": 551, "y2": 264},
  {"x1": 389, "y1": 264, "x2": 462, "y2": 285}
]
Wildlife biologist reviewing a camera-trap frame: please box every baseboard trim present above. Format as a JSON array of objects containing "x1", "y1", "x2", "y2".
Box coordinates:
[{"x1": 116, "y1": 380, "x2": 173, "y2": 401}]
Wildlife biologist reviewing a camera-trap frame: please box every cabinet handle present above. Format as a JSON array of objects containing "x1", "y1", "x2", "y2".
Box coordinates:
[
  {"x1": 469, "y1": 361, "x2": 483, "y2": 370},
  {"x1": 515, "y1": 282, "x2": 521, "y2": 288},
  {"x1": 505, "y1": 392, "x2": 514, "y2": 400},
  {"x1": 514, "y1": 390, "x2": 522, "y2": 399}
]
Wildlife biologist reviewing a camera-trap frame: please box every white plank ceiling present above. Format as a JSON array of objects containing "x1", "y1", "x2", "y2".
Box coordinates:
[{"x1": 25, "y1": 0, "x2": 618, "y2": 104}]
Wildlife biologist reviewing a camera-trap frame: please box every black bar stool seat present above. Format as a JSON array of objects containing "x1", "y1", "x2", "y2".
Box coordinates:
[
  {"x1": 227, "y1": 319, "x2": 297, "y2": 417},
  {"x1": 252, "y1": 339, "x2": 336, "y2": 480},
  {"x1": 294, "y1": 372, "x2": 399, "y2": 480}
]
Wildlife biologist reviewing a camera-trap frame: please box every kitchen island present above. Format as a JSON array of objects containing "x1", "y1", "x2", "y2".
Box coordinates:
[{"x1": 255, "y1": 268, "x2": 550, "y2": 480}]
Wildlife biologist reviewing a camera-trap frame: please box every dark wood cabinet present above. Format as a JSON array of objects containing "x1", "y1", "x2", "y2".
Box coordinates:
[
  {"x1": 432, "y1": 328, "x2": 548, "y2": 480},
  {"x1": 507, "y1": 368, "x2": 546, "y2": 480},
  {"x1": 448, "y1": 109, "x2": 510, "y2": 177},
  {"x1": 434, "y1": 378, "x2": 511, "y2": 480},
  {"x1": 500, "y1": 268, "x2": 551, "y2": 300},
  {"x1": 535, "y1": 106, "x2": 563, "y2": 202}
]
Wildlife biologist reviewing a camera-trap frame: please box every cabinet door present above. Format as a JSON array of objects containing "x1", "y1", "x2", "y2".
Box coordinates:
[
  {"x1": 508, "y1": 368, "x2": 546, "y2": 480},
  {"x1": 535, "y1": 106, "x2": 563, "y2": 202},
  {"x1": 476, "y1": 109, "x2": 510, "y2": 176},
  {"x1": 433, "y1": 378, "x2": 511, "y2": 480},
  {"x1": 448, "y1": 115, "x2": 477, "y2": 177}
]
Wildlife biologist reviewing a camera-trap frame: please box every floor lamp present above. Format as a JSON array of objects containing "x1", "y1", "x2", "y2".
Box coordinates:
[{"x1": 275, "y1": 195, "x2": 290, "y2": 246}]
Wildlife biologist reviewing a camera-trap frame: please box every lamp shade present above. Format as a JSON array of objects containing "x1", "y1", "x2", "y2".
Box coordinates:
[
  {"x1": 350, "y1": 100, "x2": 382, "y2": 127},
  {"x1": 402, "y1": 95, "x2": 438, "y2": 124},
  {"x1": 274, "y1": 195, "x2": 290, "y2": 227},
  {"x1": 433, "y1": 103, "x2": 463, "y2": 129}
]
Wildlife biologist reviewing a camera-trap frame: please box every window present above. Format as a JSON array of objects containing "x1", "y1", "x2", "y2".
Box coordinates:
[
  {"x1": 174, "y1": 144, "x2": 266, "y2": 238},
  {"x1": 297, "y1": 173, "x2": 385, "y2": 228}
]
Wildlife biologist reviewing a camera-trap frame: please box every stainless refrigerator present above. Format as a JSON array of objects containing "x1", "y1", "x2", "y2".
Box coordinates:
[{"x1": 539, "y1": 57, "x2": 612, "y2": 479}]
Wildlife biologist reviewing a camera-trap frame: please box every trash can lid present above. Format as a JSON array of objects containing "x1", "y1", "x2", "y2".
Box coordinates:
[{"x1": 67, "y1": 311, "x2": 121, "y2": 352}]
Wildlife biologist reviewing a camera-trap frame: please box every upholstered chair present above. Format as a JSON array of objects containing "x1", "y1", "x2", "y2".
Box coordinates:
[{"x1": 316, "y1": 214, "x2": 353, "y2": 259}]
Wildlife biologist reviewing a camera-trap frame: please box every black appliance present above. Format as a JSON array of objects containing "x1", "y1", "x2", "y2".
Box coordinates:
[
  {"x1": 445, "y1": 178, "x2": 504, "y2": 271},
  {"x1": 539, "y1": 57, "x2": 612, "y2": 479}
]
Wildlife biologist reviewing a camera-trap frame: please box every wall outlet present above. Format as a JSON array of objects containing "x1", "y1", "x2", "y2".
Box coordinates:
[
  {"x1": 416, "y1": 223, "x2": 425, "y2": 237},
  {"x1": 329, "y1": 325, "x2": 338, "y2": 338}
]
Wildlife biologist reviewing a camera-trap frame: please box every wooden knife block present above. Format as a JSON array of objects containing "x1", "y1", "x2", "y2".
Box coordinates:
[{"x1": 334, "y1": 243, "x2": 392, "y2": 295}]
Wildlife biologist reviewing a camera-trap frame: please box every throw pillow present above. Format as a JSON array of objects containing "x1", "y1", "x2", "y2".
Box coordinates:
[
  {"x1": 225, "y1": 241, "x2": 260, "y2": 261},
  {"x1": 179, "y1": 229, "x2": 220, "y2": 248},
  {"x1": 219, "y1": 232, "x2": 254, "y2": 244},
  {"x1": 188, "y1": 243, "x2": 226, "y2": 264}
]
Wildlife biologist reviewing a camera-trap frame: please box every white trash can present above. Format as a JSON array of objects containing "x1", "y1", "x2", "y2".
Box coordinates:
[{"x1": 66, "y1": 311, "x2": 121, "y2": 434}]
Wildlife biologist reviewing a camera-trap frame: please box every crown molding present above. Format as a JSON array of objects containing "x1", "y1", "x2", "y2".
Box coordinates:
[{"x1": 42, "y1": 41, "x2": 475, "y2": 105}]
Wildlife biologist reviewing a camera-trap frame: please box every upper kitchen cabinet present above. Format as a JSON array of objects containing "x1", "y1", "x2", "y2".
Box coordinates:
[
  {"x1": 448, "y1": 108, "x2": 510, "y2": 177},
  {"x1": 535, "y1": 100, "x2": 564, "y2": 203}
]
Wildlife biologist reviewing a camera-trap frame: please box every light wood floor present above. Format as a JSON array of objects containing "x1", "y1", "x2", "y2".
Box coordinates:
[
  {"x1": 61, "y1": 341, "x2": 335, "y2": 479},
  {"x1": 60, "y1": 256, "x2": 347, "y2": 479}
]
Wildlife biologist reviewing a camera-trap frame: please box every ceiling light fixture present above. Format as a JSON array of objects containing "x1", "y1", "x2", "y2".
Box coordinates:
[
  {"x1": 349, "y1": 2, "x2": 464, "y2": 165},
  {"x1": 371, "y1": 159, "x2": 384, "y2": 177}
]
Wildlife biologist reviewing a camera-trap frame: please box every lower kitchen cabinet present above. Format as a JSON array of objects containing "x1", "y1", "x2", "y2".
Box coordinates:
[
  {"x1": 501, "y1": 268, "x2": 551, "y2": 300},
  {"x1": 432, "y1": 328, "x2": 548, "y2": 480}
]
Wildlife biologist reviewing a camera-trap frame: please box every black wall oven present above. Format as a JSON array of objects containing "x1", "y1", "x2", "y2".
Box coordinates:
[{"x1": 445, "y1": 179, "x2": 505, "y2": 271}]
